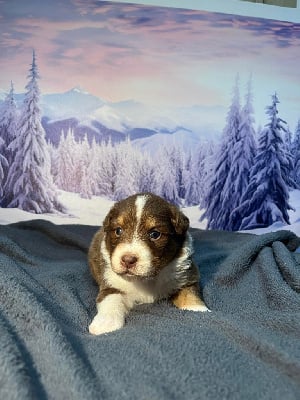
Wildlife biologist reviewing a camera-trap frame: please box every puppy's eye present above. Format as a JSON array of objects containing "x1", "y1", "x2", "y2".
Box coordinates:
[
  {"x1": 115, "y1": 227, "x2": 123, "y2": 237},
  {"x1": 149, "y1": 230, "x2": 161, "y2": 241}
]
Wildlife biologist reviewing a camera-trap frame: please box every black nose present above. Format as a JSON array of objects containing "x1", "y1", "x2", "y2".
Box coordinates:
[{"x1": 121, "y1": 254, "x2": 138, "y2": 269}]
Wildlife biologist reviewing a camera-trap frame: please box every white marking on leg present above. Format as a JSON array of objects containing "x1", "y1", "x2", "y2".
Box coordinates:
[
  {"x1": 181, "y1": 304, "x2": 211, "y2": 312},
  {"x1": 89, "y1": 293, "x2": 128, "y2": 335}
]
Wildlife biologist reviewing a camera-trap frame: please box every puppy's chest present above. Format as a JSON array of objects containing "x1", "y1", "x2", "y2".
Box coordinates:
[{"x1": 104, "y1": 260, "x2": 191, "y2": 305}]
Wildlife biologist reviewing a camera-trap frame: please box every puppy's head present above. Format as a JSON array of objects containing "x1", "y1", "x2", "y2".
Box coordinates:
[{"x1": 102, "y1": 193, "x2": 189, "y2": 279}]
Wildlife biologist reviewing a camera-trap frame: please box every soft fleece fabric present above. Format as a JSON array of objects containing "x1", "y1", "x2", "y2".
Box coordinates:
[{"x1": 0, "y1": 220, "x2": 299, "y2": 400}]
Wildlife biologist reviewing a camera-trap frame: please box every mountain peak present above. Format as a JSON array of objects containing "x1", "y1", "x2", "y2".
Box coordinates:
[{"x1": 68, "y1": 86, "x2": 89, "y2": 95}]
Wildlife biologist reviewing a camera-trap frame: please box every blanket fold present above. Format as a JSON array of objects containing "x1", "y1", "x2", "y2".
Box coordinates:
[{"x1": 0, "y1": 220, "x2": 299, "y2": 400}]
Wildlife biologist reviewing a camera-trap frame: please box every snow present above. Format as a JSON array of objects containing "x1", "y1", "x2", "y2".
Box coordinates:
[
  {"x1": 88, "y1": 105, "x2": 128, "y2": 132},
  {"x1": 1, "y1": 189, "x2": 300, "y2": 236},
  {"x1": 0, "y1": 191, "x2": 113, "y2": 226}
]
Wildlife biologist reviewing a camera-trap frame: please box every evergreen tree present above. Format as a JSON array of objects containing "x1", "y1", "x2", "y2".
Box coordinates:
[
  {"x1": 184, "y1": 146, "x2": 207, "y2": 206},
  {"x1": 48, "y1": 140, "x2": 59, "y2": 185},
  {"x1": 78, "y1": 135, "x2": 93, "y2": 199},
  {"x1": 0, "y1": 137, "x2": 8, "y2": 200},
  {"x1": 233, "y1": 93, "x2": 293, "y2": 230},
  {"x1": 201, "y1": 75, "x2": 241, "y2": 229},
  {"x1": 283, "y1": 125, "x2": 296, "y2": 189},
  {"x1": 227, "y1": 75, "x2": 257, "y2": 230},
  {"x1": 113, "y1": 138, "x2": 157, "y2": 200},
  {"x1": 97, "y1": 139, "x2": 119, "y2": 198},
  {"x1": 292, "y1": 120, "x2": 300, "y2": 187},
  {"x1": 199, "y1": 140, "x2": 216, "y2": 209},
  {"x1": 87, "y1": 136, "x2": 101, "y2": 196},
  {"x1": 5, "y1": 51, "x2": 65, "y2": 214},
  {"x1": 137, "y1": 158, "x2": 158, "y2": 194},
  {"x1": 0, "y1": 81, "x2": 18, "y2": 204},
  {"x1": 156, "y1": 144, "x2": 182, "y2": 205},
  {"x1": 113, "y1": 138, "x2": 138, "y2": 201},
  {"x1": 55, "y1": 128, "x2": 77, "y2": 192}
]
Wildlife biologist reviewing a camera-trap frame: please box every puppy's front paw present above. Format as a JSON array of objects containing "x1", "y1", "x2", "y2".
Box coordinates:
[
  {"x1": 89, "y1": 314, "x2": 125, "y2": 335},
  {"x1": 184, "y1": 304, "x2": 211, "y2": 312}
]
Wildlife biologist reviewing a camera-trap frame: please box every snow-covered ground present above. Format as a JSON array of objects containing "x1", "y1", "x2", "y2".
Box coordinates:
[
  {"x1": 0, "y1": 191, "x2": 113, "y2": 227},
  {"x1": 1, "y1": 189, "x2": 300, "y2": 236}
]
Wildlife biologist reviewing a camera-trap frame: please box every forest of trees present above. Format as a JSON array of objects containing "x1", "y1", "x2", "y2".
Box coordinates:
[{"x1": 1, "y1": 53, "x2": 300, "y2": 231}]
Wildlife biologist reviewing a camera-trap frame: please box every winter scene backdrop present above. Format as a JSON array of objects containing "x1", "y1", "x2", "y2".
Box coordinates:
[{"x1": 1, "y1": 0, "x2": 300, "y2": 234}]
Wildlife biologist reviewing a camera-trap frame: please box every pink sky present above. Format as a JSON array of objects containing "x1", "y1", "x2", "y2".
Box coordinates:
[{"x1": 1, "y1": 0, "x2": 300, "y2": 129}]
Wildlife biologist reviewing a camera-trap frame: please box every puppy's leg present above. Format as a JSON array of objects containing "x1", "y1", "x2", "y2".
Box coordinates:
[
  {"x1": 89, "y1": 289, "x2": 130, "y2": 335},
  {"x1": 171, "y1": 283, "x2": 210, "y2": 312}
]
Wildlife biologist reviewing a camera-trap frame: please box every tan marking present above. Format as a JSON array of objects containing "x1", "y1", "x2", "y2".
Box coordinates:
[
  {"x1": 116, "y1": 214, "x2": 125, "y2": 226},
  {"x1": 171, "y1": 283, "x2": 209, "y2": 311}
]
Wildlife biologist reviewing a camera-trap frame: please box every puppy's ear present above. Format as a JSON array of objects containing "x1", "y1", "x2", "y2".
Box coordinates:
[
  {"x1": 170, "y1": 205, "x2": 189, "y2": 235},
  {"x1": 102, "y1": 207, "x2": 115, "y2": 232}
]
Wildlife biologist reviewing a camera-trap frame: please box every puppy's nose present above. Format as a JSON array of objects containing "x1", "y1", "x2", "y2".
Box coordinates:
[{"x1": 121, "y1": 254, "x2": 138, "y2": 269}]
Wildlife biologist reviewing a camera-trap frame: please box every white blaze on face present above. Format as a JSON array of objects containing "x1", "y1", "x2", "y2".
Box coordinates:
[
  {"x1": 111, "y1": 194, "x2": 153, "y2": 277},
  {"x1": 134, "y1": 194, "x2": 149, "y2": 233}
]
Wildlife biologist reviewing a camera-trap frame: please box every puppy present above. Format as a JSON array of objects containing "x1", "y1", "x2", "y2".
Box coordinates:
[{"x1": 88, "y1": 193, "x2": 209, "y2": 335}]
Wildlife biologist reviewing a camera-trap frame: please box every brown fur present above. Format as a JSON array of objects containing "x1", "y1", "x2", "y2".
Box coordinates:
[{"x1": 88, "y1": 193, "x2": 209, "y2": 335}]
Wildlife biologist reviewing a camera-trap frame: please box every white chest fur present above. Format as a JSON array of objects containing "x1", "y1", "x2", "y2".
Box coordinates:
[{"x1": 102, "y1": 232, "x2": 194, "y2": 307}]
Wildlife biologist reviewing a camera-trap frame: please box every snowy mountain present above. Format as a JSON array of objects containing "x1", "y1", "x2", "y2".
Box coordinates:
[
  {"x1": 40, "y1": 88, "x2": 225, "y2": 147},
  {"x1": 1, "y1": 86, "x2": 224, "y2": 150},
  {"x1": 42, "y1": 87, "x2": 106, "y2": 120}
]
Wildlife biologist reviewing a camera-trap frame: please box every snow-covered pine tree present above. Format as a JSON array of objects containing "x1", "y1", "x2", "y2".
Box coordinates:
[
  {"x1": 227, "y1": 75, "x2": 257, "y2": 230},
  {"x1": 201, "y1": 74, "x2": 241, "y2": 229},
  {"x1": 292, "y1": 119, "x2": 300, "y2": 187},
  {"x1": 0, "y1": 81, "x2": 18, "y2": 164},
  {"x1": 87, "y1": 136, "x2": 101, "y2": 196},
  {"x1": 184, "y1": 146, "x2": 207, "y2": 206},
  {"x1": 5, "y1": 51, "x2": 65, "y2": 214},
  {"x1": 48, "y1": 140, "x2": 59, "y2": 185},
  {"x1": 113, "y1": 138, "x2": 157, "y2": 200},
  {"x1": 135, "y1": 152, "x2": 158, "y2": 194},
  {"x1": 0, "y1": 137, "x2": 8, "y2": 200},
  {"x1": 55, "y1": 128, "x2": 77, "y2": 192},
  {"x1": 233, "y1": 93, "x2": 293, "y2": 230},
  {"x1": 199, "y1": 140, "x2": 216, "y2": 209},
  {"x1": 0, "y1": 81, "x2": 18, "y2": 205},
  {"x1": 172, "y1": 146, "x2": 186, "y2": 201},
  {"x1": 97, "y1": 139, "x2": 119, "y2": 198},
  {"x1": 113, "y1": 138, "x2": 139, "y2": 201},
  {"x1": 78, "y1": 135, "x2": 93, "y2": 199},
  {"x1": 156, "y1": 143, "x2": 182, "y2": 205},
  {"x1": 282, "y1": 125, "x2": 296, "y2": 189}
]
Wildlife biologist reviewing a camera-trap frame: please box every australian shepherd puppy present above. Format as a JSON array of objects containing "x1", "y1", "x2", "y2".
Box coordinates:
[{"x1": 88, "y1": 193, "x2": 209, "y2": 335}]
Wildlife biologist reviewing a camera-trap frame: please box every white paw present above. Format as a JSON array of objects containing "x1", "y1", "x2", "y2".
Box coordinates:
[
  {"x1": 183, "y1": 304, "x2": 211, "y2": 312},
  {"x1": 89, "y1": 314, "x2": 125, "y2": 335}
]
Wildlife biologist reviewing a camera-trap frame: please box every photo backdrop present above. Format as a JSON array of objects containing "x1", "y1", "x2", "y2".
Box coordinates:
[{"x1": 0, "y1": 0, "x2": 300, "y2": 232}]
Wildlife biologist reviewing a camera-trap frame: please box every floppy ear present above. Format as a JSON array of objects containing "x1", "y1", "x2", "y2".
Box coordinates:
[
  {"x1": 102, "y1": 207, "x2": 115, "y2": 232},
  {"x1": 170, "y1": 205, "x2": 190, "y2": 235}
]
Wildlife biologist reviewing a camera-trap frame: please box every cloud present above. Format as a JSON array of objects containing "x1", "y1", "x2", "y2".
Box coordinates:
[{"x1": 0, "y1": 0, "x2": 299, "y2": 130}]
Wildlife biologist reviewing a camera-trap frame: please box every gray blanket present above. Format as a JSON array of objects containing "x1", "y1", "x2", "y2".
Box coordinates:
[{"x1": 0, "y1": 220, "x2": 300, "y2": 400}]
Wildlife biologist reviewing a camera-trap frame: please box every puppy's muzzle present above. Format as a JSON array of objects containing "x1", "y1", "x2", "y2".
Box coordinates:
[{"x1": 121, "y1": 253, "x2": 138, "y2": 270}]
